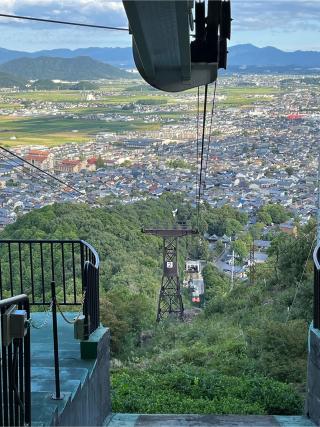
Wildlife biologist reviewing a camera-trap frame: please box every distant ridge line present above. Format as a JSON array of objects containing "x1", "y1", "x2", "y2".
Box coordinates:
[{"x1": 0, "y1": 44, "x2": 320, "y2": 69}]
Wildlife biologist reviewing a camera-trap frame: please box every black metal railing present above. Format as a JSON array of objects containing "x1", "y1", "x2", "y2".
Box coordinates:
[
  {"x1": 313, "y1": 244, "x2": 320, "y2": 329},
  {"x1": 83, "y1": 260, "x2": 100, "y2": 339},
  {"x1": 0, "y1": 294, "x2": 31, "y2": 427},
  {"x1": 0, "y1": 239, "x2": 100, "y2": 337},
  {"x1": 0, "y1": 239, "x2": 100, "y2": 415}
]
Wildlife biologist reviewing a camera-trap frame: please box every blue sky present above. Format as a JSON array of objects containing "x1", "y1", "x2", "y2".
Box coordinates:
[{"x1": 0, "y1": 0, "x2": 320, "y2": 52}]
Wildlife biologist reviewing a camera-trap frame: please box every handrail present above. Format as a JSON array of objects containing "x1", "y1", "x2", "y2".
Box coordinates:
[
  {"x1": 0, "y1": 240, "x2": 101, "y2": 420},
  {"x1": 0, "y1": 294, "x2": 31, "y2": 426},
  {"x1": 0, "y1": 239, "x2": 100, "y2": 268},
  {"x1": 0, "y1": 239, "x2": 100, "y2": 306},
  {"x1": 83, "y1": 260, "x2": 100, "y2": 338},
  {"x1": 313, "y1": 244, "x2": 320, "y2": 329},
  {"x1": 81, "y1": 240, "x2": 100, "y2": 269},
  {"x1": 314, "y1": 245, "x2": 320, "y2": 271},
  {"x1": 0, "y1": 293, "x2": 29, "y2": 308}
]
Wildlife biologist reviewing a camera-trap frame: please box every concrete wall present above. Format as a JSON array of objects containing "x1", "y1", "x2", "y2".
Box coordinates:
[
  {"x1": 306, "y1": 325, "x2": 320, "y2": 426},
  {"x1": 53, "y1": 327, "x2": 111, "y2": 426}
]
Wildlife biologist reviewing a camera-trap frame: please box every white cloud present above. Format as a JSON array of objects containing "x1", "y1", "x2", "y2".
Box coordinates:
[
  {"x1": 2, "y1": 0, "x2": 320, "y2": 31},
  {"x1": 232, "y1": 0, "x2": 320, "y2": 31},
  {"x1": 1, "y1": 0, "x2": 320, "y2": 51},
  {"x1": 0, "y1": 0, "x2": 127, "y2": 28},
  {"x1": 4, "y1": 0, "x2": 124, "y2": 13}
]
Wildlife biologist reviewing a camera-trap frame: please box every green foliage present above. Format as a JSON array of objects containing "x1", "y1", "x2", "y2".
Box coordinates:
[
  {"x1": 249, "y1": 222, "x2": 265, "y2": 240},
  {"x1": 2, "y1": 197, "x2": 314, "y2": 415},
  {"x1": 136, "y1": 98, "x2": 167, "y2": 105},
  {"x1": 232, "y1": 240, "x2": 249, "y2": 262},
  {"x1": 166, "y1": 159, "x2": 192, "y2": 170},
  {"x1": 0, "y1": 56, "x2": 134, "y2": 81},
  {"x1": 6, "y1": 179, "x2": 19, "y2": 187},
  {"x1": 203, "y1": 205, "x2": 248, "y2": 237},
  {"x1": 268, "y1": 227, "x2": 314, "y2": 289},
  {"x1": 0, "y1": 71, "x2": 26, "y2": 88},
  {"x1": 202, "y1": 263, "x2": 229, "y2": 298},
  {"x1": 258, "y1": 204, "x2": 290, "y2": 225},
  {"x1": 112, "y1": 367, "x2": 302, "y2": 415},
  {"x1": 95, "y1": 155, "x2": 105, "y2": 169},
  {"x1": 246, "y1": 320, "x2": 307, "y2": 383},
  {"x1": 285, "y1": 166, "x2": 294, "y2": 176}
]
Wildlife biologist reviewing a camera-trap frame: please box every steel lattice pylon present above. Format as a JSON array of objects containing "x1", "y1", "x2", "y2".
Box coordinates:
[{"x1": 143, "y1": 227, "x2": 197, "y2": 321}]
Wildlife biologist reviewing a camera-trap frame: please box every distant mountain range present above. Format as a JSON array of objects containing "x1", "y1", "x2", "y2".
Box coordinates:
[
  {"x1": 0, "y1": 56, "x2": 134, "y2": 82},
  {"x1": 227, "y1": 44, "x2": 320, "y2": 72},
  {"x1": 0, "y1": 44, "x2": 320, "y2": 71},
  {"x1": 0, "y1": 47, "x2": 134, "y2": 68},
  {"x1": 0, "y1": 44, "x2": 319, "y2": 88}
]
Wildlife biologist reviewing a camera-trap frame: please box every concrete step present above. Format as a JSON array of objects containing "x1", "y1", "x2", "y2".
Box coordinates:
[
  {"x1": 32, "y1": 367, "x2": 88, "y2": 391},
  {"x1": 31, "y1": 349, "x2": 93, "y2": 369},
  {"x1": 31, "y1": 356, "x2": 93, "y2": 369},
  {"x1": 106, "y1": 414, "x2": 316, "y2": 427},
  {"x1": 31, "y1": 391, "x2": 72, "y2": 424},
  {"x1": 31, "y1": 340, "x2": 80, "y2": 351},
  {"x1": 31, "y1": 378, "x2": 81, "y2": 394},
  {"x1": 32, "y1": 349, "x2": 79, "y2": 359}
]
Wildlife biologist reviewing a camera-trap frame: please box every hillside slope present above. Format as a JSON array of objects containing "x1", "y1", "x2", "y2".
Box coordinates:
[
  {"x1": 0, "y1": 56, "x2": 134, "y2": 80},
  {"x1": 0, "y1": 71, "x2": 26, "y2": 88},
  {"x1": 1, "y1": 196, "x2": 313, "y2": 415}
]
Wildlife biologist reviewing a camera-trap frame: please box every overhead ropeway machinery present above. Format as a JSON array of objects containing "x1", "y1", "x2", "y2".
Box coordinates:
[{"x1": 123, "y1": 0, "x2": 231, "y2": 92}]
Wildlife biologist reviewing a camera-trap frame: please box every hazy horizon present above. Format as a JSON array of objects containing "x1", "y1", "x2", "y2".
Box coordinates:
[{"x1": 1, "y1": 43, "x2": 320, "y2": 54}]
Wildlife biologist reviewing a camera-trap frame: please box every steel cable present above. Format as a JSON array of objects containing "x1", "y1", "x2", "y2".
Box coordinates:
[
  {"x1": 0, "y1": 13, "x2": 129, "y2": 31},
  {"x1": 202, "y1": 81, "x2": 218, "y2": 197}
]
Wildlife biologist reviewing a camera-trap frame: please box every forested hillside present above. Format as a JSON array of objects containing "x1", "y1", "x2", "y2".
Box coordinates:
[
  {"x1": 0, "y1": 56, "x2": 134, "y2": 81},
  {"x1": 1, "y1": 195, "x2": 314, "y2": 415}
]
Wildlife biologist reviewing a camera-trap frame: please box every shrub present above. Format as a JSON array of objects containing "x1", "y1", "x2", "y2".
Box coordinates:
[{"x1": 111, "y1": 367, "x2": 302, "y2": 415}]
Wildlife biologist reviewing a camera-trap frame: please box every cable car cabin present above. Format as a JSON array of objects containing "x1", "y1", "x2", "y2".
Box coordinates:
[
  {"x1": 123, "y1": 0, "x2": 232, "y2": 92},
  {"x1": 192, "y1": 289, "x2": 201, "y2": 304},
  {"x1": 186, "y1": 260, "x2": 201, "y2": 273}
]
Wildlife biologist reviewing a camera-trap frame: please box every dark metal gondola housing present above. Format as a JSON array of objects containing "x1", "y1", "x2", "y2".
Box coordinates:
[{"x1": 123, "y1": 0, "x2": 231, "y2": 92}]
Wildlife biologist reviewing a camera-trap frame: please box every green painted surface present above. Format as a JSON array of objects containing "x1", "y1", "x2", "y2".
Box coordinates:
[
  {"x1": 80, "y1": 326, "x2": 108, "y2": 359},
  {"x1": 30, "y1": 312, "x2": 96, "y2": 425}
]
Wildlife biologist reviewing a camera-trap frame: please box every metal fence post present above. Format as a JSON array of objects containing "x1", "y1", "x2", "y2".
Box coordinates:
[
  {"x1": 51, "y1": 281, "x2": 62, "y2": 400},
  {"x1": 314, "y1": 265, "x2": 320, "y2": 329}
]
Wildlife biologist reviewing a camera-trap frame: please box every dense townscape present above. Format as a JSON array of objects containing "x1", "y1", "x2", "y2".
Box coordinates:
[
  {"x1": 0, "y1": 73, "x2": 318, "y2": 281},
  {"x1": 0, "y1": 74, "x2": 319, "y2": 229}
]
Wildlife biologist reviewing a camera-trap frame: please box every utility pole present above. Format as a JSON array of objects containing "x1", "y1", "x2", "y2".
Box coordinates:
[
  {"x1": 143, "y1": 227, "x2": 197, "y2": 321},
  {"x1": 249, "y1": 242, "x2": 255, "y2": 286},
  {"x1": 230, "y1": 249, "x2": 235, "y2": 291}
]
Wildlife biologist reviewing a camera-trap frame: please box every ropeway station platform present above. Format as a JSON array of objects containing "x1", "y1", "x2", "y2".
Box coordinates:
[{"x1": 30, "y1": 312, "x2": 110, "y2": 426}]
